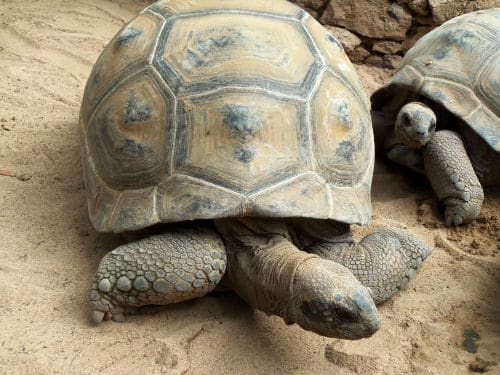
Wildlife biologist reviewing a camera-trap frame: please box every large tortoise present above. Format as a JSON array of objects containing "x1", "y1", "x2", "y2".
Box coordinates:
[
  {"x1": 372, "y1": 9, "x2": 500, "y2": 227},
  {"x1": 80, "y1": 0, "x2": 432, "y2": 339}
]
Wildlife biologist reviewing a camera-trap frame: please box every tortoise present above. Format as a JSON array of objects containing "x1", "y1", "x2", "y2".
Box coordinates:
[
  {"x1": 80, "y1": 0, "x2": 432, "y2": 339},
  {"x1": 371, "y1": 8, "x2": 500, "y2": 227}
]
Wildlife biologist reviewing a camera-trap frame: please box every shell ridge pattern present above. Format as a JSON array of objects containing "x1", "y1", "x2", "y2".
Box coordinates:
[
  {"x1": 300, "y1": 16, "x2": 326, "y2": 68},
  {"x1": 324, "y1": 66, "x2": 370, "y2": 113},
  {"x1": 152, "y1": 185, "x2": 160, "y2": 223},
  {"x1": 84, "y1": 66, "x2": 152, "y2": 141},
  {"x1": 171, "y1": 9, "x2": 301, "y2": 22},
  {"x1": 146, "y1": 65, "x2": 178, "y2": 177},
  {"x1": 179, "y1": 85, "x2": 307, "y2": 103},
  {"x1": 247, "y1": 171, "x2": 327, "y2": 198},
  {"x1": 147, "y1": 4, "x2": 174, "y2": 20},
  {"x1": 87, "y1": 62, "x2": 152, "y2": 124},
  {"x1": 473, "y1": 50, "x2": 500, "y2": 119},
  {"x1": 465, "y1": 22, "x2": 500, "y2": 42},
  {"x1": 400, "y1": 64, "x2": 426, "y2": 93},
  {"x1": 107, "y1": 190, "x2": 124, "y2": 231},
  {"x1": 172, "y1": 86, "x2": 310, "y2": 195},
  {"x1": 168, "y1": 173, "x2": 247, "y2": 199},
  {"x1": 304, "y1": 67, "x2": 327, "y2": 171},
  {"x1": 152, "y1": 19, "x2": 182, "y2": 95},
  {"x1": 144, "y1": 12, "x2": 167, "y2": 65},
  {"x1": 153, "y1": 11, "x2": 322, "y2": 99},
  {"x1": 86, "y1": 65, "x2": 177, "y2": 191},
  {"x1": 422, "y1": 76, "x2": 482, "y2": 116}
]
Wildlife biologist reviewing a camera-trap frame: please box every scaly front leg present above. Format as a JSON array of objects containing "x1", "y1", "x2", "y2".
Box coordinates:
[
  {"x1": 288, "y1": 219, "x2": 433, "y2": 304},
  {"x1": 423, "y1": 130, "x2": 484, "y2": 226},
  {"x1": 90, "y1": 225, "x2": 226, "y2": 323}
]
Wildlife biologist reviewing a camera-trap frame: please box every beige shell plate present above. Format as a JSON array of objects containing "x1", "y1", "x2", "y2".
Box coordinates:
[
  {"x1": 371, "y1": 8, "x2": 500, "y2": 152},
  {"x1": 80, "y1": 0, "x2": 373, "y2": 232}
]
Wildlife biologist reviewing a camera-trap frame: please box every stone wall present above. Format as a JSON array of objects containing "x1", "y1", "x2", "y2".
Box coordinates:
[{"x1": 291, "y1": 0, "x2": 500, "y2": 69}]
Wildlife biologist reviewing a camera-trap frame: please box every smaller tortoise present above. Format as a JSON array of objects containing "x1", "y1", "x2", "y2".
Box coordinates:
[
  {"x1": 372, "y1": 8, "x2": 500, "y2": 227},
  {"x1": 81, "y1": 0, "x2": 432, "y2": 339}
]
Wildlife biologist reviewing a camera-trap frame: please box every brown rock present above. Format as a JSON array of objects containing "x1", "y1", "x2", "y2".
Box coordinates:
[
  {"x1": 320, "y1": 0, "x2": 412, "y2": 41},
  {"x1": 465, "y1": 0, "x2": 500, "y2": 12},
  {"x1": 383, "y1": 54, "x2": 403, "y2": 69},
  {"x1": 428, "y1": 0, "x2": 467, "y2": 24},
  {"x1": 324, "y1": 26, "x2": 362, "y2": 53},
  {"x1": 372, "y1": 41, "x2": 402, "y2": 54},
  {"x1": 407, "y1": 0, "x2": 430, "y2": 16},
  {"x1": 350, "y1": 46, "x2": 371, "y2": 63},
  {"x1": 415, "y1": 16, "x2": 439, "y2": 26},
  {"x1": 365, "y1": 54, "x2": 384, "y2": 67},
  {"x1": 289, "y1": 0, "x2": 328, "y2": 10},
  {"x1": 402, "y1": 26, "x2": 432, "y2": 52}
]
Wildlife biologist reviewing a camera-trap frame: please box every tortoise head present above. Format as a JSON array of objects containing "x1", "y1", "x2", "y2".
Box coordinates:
[
  {"x1": 395, "y1": 102, "x2": 436, "y2": 149},
  {"x1": 285, "y1": 259, "x2": 381, "y2": 339}
]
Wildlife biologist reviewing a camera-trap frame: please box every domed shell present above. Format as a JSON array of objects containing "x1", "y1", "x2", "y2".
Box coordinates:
[
  {"x1": 371, "y1": 8, "x2": 500, "y2": 152},
  {"x1": 80, "y1": 0, "x2": 373, "y2": 233}
]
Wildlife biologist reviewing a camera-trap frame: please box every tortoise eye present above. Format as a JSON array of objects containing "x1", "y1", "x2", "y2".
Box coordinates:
[
  {"x1": 402, "y1": 113, "x2": 412, "y2": 126},
  {"x1": 429, "y1": 120, "x2": 436, "y2": 132}
]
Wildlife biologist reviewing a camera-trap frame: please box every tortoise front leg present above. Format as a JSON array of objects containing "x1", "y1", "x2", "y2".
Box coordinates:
[
  {"x1": 423, "y1": 130, "x2": 484, "y2": 226},
  {"x1": 90, "y1": 225, "x2": 226, "y2": 323},
  {"x1": 288, "y1": 219, "x2": 432, "y2": 304}
]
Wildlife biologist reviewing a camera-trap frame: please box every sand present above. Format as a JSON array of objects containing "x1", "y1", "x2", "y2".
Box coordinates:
[{"x1": 0, "y1": 1, "x2": 499, "y2": 374}]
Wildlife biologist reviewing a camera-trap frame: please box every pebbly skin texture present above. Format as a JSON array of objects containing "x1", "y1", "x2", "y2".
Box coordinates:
[
  {"x1": 423, "y1": 130, "x2": 484, "y2": 226},
  {"x1": 90, "y1": 226, "x2": 226, "y2": 323}
]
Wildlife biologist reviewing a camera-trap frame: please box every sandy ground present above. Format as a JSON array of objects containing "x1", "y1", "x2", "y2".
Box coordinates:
[{"x1": 0, "y1": 1, "x2": 499, "y2": 374}]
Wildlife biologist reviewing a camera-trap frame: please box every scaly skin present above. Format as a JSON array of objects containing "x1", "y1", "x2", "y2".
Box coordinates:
[
  {"x1": 90, "y1": 225, "x2": 227, "y2": 323},
  {"x1": 90, "y1": 218, "x2": 431, "y2": 338},
  {"x1": 423, "y1": 130, "x2": 484, "y2": 226},
  {"x1": 91, "y1": 218, "x2": 382, "y2": 339},
  {"x1": 214, "y1": 218, "x2": 381, "y2": 339},
  {"x1": 288, "y1": 219, "x2": 433, "y2": 304}
]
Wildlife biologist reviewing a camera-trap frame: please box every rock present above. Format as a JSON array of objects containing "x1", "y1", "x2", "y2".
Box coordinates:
[
  {"x1": 415, "y1": 16, "x2": 439, "y2": 26},
  {"x1": 383, "y1": 54, "x2": 403, "y2": 69},
  {"x1": 365, "y1": 54, "x2": 384, "y2": 67},
  {"x1": 350, "y1": 46, "x2": 371, "y2": 63},
  {"x1": 289, "y1": 0, "x2": 328, "y2": 10},
  {"x1": 462, "y1": 329, "x2": 480, "y2": 353},
  {"x1": 16, "y1": 174, "x2": 32, "y2": 182},
  {"x1": 320, "y1": 0, "x2": 412, "y2": 41},
  {"x1": 428, "y1": 0, "x2": 467, "y2": 24},
  {"x1": 464, "y1": 0, "x2": 500, "y2": 13},
  {"x1": 407, "y1": 0, "x2": 430, "y2": 16},
  {"x1": 402, "y1": 26, "x2": 432, "y2": 52},
  {"x1": 324, "y1": 26, "x2": 362, "y2": 53},
  {"x1": 372, "y1": 41, "x2": 402, "y2": 54}
]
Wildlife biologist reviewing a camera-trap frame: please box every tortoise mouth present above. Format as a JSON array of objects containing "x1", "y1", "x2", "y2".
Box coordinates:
[{"x1": 300, "y1": 298, "x2": 381, "y2": 339}]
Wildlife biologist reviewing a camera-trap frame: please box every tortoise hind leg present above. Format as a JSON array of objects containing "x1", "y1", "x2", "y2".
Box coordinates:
[
  {"x1": 90, "y1": 225, "x2": 226, "y2": 323},
  {"x1": 423, "y1": 130, "x2": 484, "y2": 226},
  {"x1": 288, "y1": 219, "x2": 433, "y2": 304}
]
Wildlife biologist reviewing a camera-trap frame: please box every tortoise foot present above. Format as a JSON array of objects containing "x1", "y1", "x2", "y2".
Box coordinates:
[{"x1": 89, "y1": 226, "x2": 227, "y2": 323}]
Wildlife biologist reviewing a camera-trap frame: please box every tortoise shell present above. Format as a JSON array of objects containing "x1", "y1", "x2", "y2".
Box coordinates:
[
  {"x1": 371, "y1": 8, "x2": 500, "y2": 152},
  {"x1": 80, "y1": 0, "x2": 373, "y2": 233}
]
